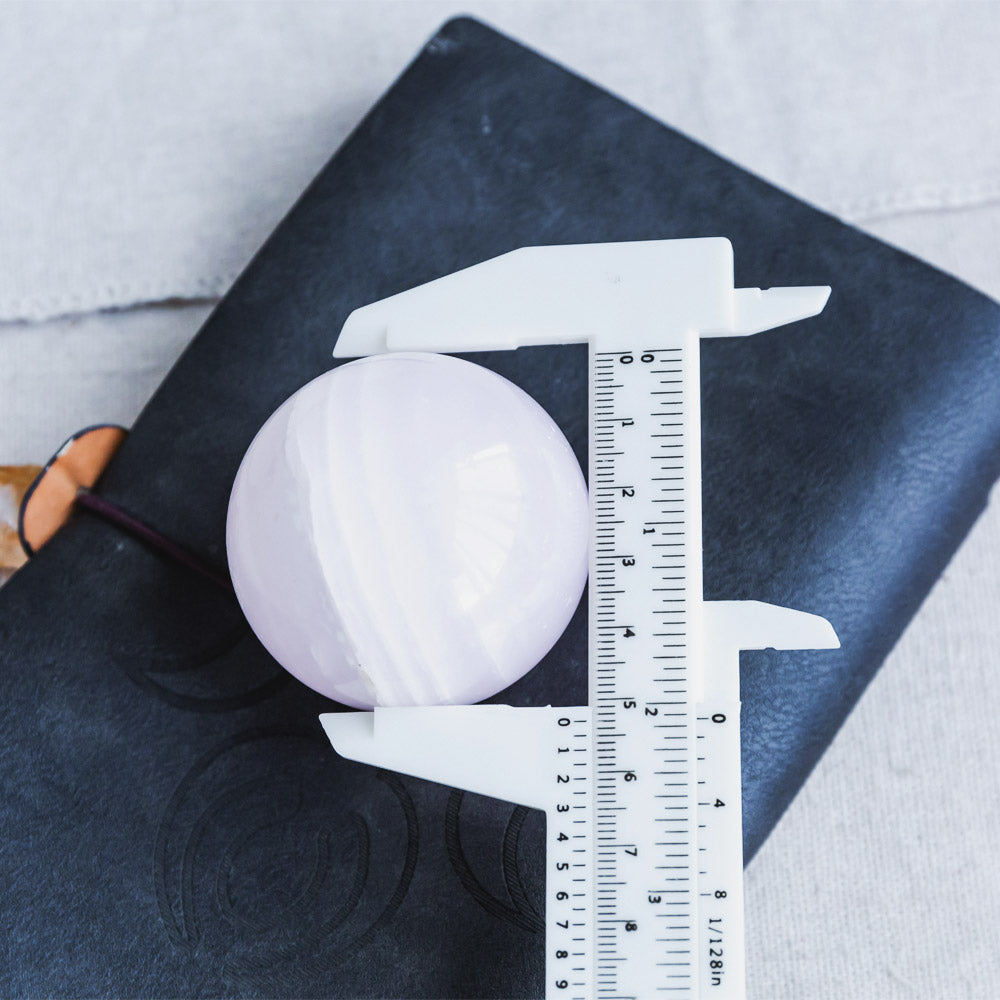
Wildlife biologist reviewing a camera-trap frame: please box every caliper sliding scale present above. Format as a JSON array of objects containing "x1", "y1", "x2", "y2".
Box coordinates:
[{"x1": 321, "y1": 238, "x2": 839, "y2": 1000}]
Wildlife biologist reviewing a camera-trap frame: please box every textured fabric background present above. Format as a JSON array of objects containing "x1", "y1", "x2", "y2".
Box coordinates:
[{"x1": 1, "y1": 3, "x2": 998, "y2": 997}]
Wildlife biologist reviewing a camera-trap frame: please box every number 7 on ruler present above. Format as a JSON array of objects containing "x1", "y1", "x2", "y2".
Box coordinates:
[{"x1": 321, "y1": 238, "x2": 840, "y2": 1000}]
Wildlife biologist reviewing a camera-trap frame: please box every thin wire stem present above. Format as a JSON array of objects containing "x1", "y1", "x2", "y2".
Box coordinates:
[{"x1": 74, "y1": 489, "x2": 234, "y2": 593}]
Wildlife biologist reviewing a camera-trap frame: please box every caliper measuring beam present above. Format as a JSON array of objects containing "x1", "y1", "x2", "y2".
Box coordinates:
[{"x1": 321, "y1": 238, "x2": 839, "y2": 1000}]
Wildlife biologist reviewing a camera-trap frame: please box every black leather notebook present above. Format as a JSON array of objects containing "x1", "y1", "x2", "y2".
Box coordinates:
[{"x1": 3, "y1": 17, "x2": 999, "y2": 999}]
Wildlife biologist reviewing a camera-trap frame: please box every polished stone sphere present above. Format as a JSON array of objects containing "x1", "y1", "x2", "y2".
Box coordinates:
[{"x1": 227, "y1": 352, "x2": 588, "y2": 708}]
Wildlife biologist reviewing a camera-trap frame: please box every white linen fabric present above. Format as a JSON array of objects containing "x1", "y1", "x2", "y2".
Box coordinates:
[
  {"x1": 2, "y1": 1, "x2": 1000, "y2": 320},
  {"x1": 1, "y1": 3, "x2": 998, "y2": 998}
]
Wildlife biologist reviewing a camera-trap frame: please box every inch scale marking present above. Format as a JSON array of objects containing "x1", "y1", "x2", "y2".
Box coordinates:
[{"x1": 321, "y1": 239, "x2": 840, "y2": 999}]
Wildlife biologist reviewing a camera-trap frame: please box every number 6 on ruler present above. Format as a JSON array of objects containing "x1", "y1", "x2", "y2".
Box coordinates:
[{"x1": 321, "y1": 238, "x2": 839, "y2": 1000}]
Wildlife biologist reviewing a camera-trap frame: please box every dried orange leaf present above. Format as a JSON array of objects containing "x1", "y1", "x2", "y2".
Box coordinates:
[{"x1": 0, "y1": 465, "x2": 43, "y2": 576}]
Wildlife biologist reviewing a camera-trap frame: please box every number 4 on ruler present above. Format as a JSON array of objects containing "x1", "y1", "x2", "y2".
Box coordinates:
[{"x1": 321, "y1": 239, "x2": 840, "y2": 1000}]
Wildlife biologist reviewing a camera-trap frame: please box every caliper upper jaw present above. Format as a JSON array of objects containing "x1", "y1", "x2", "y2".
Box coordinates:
[{"x1": 333, "y1": 239, "x2": 831, "y2": 358}]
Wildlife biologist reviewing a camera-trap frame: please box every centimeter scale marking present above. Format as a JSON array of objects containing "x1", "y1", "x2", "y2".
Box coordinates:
[
  {"x1": 591, "y1": 344, "x2": 700, "y2": 1000},
  {"x1": 321, "y1": 238, "x2": 839, "y2": 1000}
]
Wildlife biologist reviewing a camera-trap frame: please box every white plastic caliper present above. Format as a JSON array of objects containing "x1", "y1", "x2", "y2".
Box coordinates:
[{"x1": 321, "y1": 238, "x2": 839, "y2": 1000}]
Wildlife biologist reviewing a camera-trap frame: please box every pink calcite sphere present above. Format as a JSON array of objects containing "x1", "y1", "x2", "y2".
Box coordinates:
[{"x1": 227, "y1": 352, "x2": 589, "y2": 708}]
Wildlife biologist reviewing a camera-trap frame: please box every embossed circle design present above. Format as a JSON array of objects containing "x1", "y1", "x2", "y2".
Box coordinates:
[
  {"x1": 445, "y1": 789, "x2": 544, "y2": 933},
  {"x1": 155, "y1": 728, "x2": 418, "y2": 992}
]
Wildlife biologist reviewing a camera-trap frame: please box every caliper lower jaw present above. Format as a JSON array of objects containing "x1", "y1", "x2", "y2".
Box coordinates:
[{"x1": 320, "y1": 600, "x2": 839, "y2": 806}]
